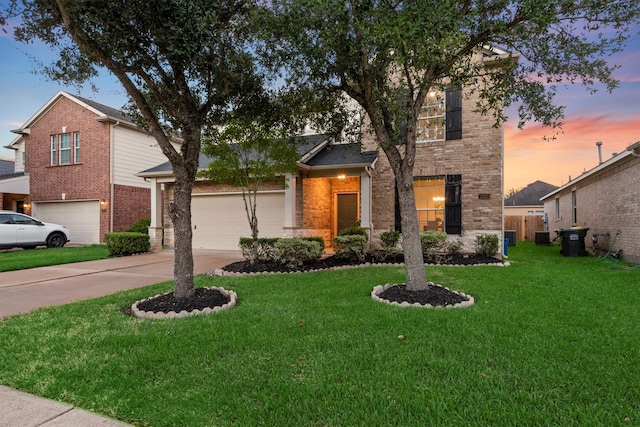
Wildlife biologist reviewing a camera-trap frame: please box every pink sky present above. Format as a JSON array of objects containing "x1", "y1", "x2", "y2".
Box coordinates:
[{"x1": 505, "y1": 112, "x2": 640, "y2": 190}]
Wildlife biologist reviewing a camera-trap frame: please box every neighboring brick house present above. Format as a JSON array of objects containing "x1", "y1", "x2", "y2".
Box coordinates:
[
  {"x1": 4, "y1": 91, "x2": 176, "y2": 244},
  {"x1": 541, "y1": 141, "x2": 640, "y2": 264},
  {"x1": 139, "y1": 49, "x2": 511, "y2": 252}
]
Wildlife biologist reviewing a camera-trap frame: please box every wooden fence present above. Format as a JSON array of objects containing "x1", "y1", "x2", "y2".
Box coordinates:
[{"x1": 504, "y1": 215, "x2": 545, "y2": 242}]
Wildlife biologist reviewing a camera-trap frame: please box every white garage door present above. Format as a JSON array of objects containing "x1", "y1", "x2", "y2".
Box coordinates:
[
  {"x1": 34, "y1": 200, "x2": 100, "y2": 245},
  {"x1": 191, "y1": 192, "x2": 285, "y2": 250}
]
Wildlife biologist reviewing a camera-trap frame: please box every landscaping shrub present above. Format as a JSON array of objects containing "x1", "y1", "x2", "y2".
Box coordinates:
[
  {"x1": 239, "y1": 237, "x2": 280, "y2": 261},
  {"x1": 127, "y1": 218, "x2": 151, "y2": 234},
  {"x1": 272, "y1": 238, "x2": 322, "y2": 269},
  {"x1": 239, "y1": 236, "x2": 325, "y2": 262},
  {"x1": 337, "y1": 222, "x2": 368, "y2": 237},
  {"x1": 104, "y1": 232, "x2": 150, "y2": 256},
  {"x1": 446, "y1": 238, "x2": 463, "y2": 254},
  {"x1": 476, "y1": 233, "x2": 500, "y2": 257},
  {"x1": 420, "y1": 230, "x2": 447, "y2": 261},
  {"x1": 332, "y1": 234, "x2": 368, "y2": 261},
  {"x1": 380, "y1": 230, "x2": 401, "y2": 249}
]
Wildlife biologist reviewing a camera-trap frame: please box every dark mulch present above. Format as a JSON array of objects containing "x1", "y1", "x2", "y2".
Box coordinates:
[
  {"x1": 378, "y1": 284, "x2": 469, "y2": 306},
  {"x1": 135, "y1": 287, "x2": 230, "y2": 314},
  {"x1": 222, "y1": 252, "x2": 502, "y2": 274},
  {"x1": 133, "y1": 252, "x2": 495, "y2": 314}
]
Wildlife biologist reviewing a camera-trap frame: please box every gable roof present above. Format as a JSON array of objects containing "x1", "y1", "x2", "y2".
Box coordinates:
[
  {"x1": 505, "y1": 180, "x2": 558, "y2": 206},
  {"x1": 137, "y1": 134, "x2": 378, "y2": 178},
  {"x1": 9, "y1": 91, "x2": 135, "y2": 141}
]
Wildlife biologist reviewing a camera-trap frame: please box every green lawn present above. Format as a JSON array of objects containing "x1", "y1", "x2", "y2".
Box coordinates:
[
  {"x1": 0, "y1": 242, "x2": 638, "y2": 426},
  {"x1": 0, "y1": 245, "x2": 110, "y2": 272}
]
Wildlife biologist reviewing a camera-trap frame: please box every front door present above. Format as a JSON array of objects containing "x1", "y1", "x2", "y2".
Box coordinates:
[{"x1": 336, "y1": 193, "x2": 359, "y2": 234}]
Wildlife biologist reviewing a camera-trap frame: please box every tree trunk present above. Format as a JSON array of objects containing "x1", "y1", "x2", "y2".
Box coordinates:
[
  {"x1": 170, "y1": 168, "x2": 195, "y2": 299},
  {"x1": 396, "y1": 172, "x2": 428, "y2": 291}
]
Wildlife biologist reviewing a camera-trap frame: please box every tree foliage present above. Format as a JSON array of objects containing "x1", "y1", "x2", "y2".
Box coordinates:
[
  {"x1": 264, "y1": 0, "x2": 639, "y2": 290},
  {"x1": 6, "y1": 0, "x2": 267, "y2": 298},
  {"x1": 200, "y1": 116, "x2": 300, "y2": 264}
]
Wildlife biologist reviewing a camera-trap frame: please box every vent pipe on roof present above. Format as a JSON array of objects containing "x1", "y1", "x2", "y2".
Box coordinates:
[{"x1": 596, "y1": 141, "x2": 603, "y2": 164}]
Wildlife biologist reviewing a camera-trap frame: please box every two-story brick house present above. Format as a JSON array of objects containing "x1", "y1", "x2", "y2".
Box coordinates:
[
  {"x1": 4, "y1": 91, "x2": 176, "y2": 244},
  {"x1": 139, "y1": 50, "x2": 509, "y2": 253}
]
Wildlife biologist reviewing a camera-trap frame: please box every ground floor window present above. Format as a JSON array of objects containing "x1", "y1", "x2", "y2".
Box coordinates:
[{"x1": 412, "y1": 174, "x2": 462, "y2": 234}]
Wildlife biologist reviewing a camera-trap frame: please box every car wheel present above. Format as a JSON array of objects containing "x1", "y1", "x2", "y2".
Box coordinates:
[{"x1": 47, "y1": 232, "x2": 66, "y2": 248}]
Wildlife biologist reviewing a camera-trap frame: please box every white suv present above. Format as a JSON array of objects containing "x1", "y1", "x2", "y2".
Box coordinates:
[{"x1": 0, "y1": 210, "x2": 71, "y2": 249}]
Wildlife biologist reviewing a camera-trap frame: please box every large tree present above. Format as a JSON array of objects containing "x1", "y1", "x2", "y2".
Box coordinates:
[
  {"x1": 7, "y1": 0, "x2": 265, "y2": 298},
  {"x1": 266, "y1": 0, "x2": 639, "y2": 290}
]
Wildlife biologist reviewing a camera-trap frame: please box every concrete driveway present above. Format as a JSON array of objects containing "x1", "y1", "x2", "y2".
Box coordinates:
[{"x1": 0, "y1": 249, "x2": 242, "y2": 319}]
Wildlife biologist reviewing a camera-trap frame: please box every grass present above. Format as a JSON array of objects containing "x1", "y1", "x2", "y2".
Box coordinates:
[
  {"x1": 0, "y1": 244, "x2": 110, "y2": 272},
  {"x1": 0, "y1": 242, "x2": 639, "y2": 426}
]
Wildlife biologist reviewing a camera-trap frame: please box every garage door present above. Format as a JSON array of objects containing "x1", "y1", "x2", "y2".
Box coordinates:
[
  {"x1": 34, "y1": 200, "x2": 100, "y2": 245},
  {"x1": 191, "y1": 192, "x2": 285, "y2": 250}
]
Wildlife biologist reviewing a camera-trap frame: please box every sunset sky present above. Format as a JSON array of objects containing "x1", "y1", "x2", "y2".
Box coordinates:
[{"x1": 1, "y1": 19, "x2": 638, "y2": 192}]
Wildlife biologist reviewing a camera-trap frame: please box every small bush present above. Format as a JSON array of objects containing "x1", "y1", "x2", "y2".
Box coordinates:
[
  {"x1": 446, "y1": 238, "x2": 463, "y2": 255},
  {"x1": 476, "y1": 234, "x2": 499, "y2": 257},
  {"x1": 104, "y1": 232, "x2": 150, "y2": 256},
  {"x1": 420, "y1": 230, "x2": 447, "y2": 261},
  {"x1": 239, "y1": 236, "x2": 325, "y2": 262},
  {"x1": 380, "y1": 230, "x2": 401, "y2": 249},
  {"x1": 338, "y1": 222, "x2": 368, "y2": 237},
  {"x1": 332, "y1": 234, "x2": 369, "y2": 262},
  {"x1": 239, "y1": 237, "x2": 280, "y2": 261},
  {"x1": 301, "y1": 236, "x2": 325, "y2": 252},
  {"x1": 272, "y1": 238, "x2": 322, "y2": 269},
  {"x1": 127, "y1": 218, "x2": 151, "y2": 234}
]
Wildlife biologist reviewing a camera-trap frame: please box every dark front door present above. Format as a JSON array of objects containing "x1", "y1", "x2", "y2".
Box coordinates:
[{"x1": 337, "y1": 193, "x2": 359, "y2": 233}]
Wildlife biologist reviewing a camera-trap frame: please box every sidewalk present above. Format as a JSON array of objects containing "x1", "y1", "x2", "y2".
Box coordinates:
[{"x1": 0, "y1": 249, "x2": 241, "y2": 426}]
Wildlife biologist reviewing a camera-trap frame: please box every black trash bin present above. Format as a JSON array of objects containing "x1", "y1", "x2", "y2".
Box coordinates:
[{"x1": 559, "y1": 227, "x2": 589, "y2": 257}]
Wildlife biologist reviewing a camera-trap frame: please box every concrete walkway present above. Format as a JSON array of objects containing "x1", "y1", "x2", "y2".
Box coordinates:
[{"x1": 0, "y1": 249, "x2": 242, "y2": 426}]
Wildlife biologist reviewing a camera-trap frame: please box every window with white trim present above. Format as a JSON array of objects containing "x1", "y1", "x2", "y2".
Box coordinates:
[
  {"x1": 51, "y1": 135, "x2": 57, "y2": 166},
  {"x1": 74, "y1": 132, "x2": 80, "y2": 163},
  {"x1": 59, "y1": 133, "x2": 71, "y2": 165},
  {"x1": 50, "y1": 132, "x2": 80, "y2": 165},
  {"x1": 416, "y1": 89, "x2": 463, "y2": 142},
  {"x1": 416, "y1": 92, "x2": 445, "y2": 142},
  {"x1": 414, "y1": 176, "x2": 446, "y2": 232}
]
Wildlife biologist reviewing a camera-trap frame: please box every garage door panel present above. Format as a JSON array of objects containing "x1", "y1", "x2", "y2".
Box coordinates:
[
  {"x1": 191, "y1": 193, "x2": 284, "y2": 250},
  {"x1": 34, "y1": 201, "x2": 100, "y2": 245}
]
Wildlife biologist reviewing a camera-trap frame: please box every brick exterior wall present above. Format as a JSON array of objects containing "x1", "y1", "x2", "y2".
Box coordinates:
[
  {"x1": 362, "y1": 87, "x2": 504, "y2": 252},
  {"x1": 543, "y1": 154, "x2": 639, "y2": 263},
  {"x1": 24, "y1": 96, "x2": 112, "y2": 240},
  {"x1": 113, "y1": 184, "x2": 151, "y2": 232}
]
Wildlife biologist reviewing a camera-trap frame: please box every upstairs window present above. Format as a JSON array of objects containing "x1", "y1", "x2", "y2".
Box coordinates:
[
  {"x1": 50, "y1": 132, "x2": 80, "y2": 165},
  {"x1": 417, "y1": 92, "x2": 445, "y2": 142},
  {"x1": 50, "y1": 135, "x2": 57, "y2": 166},
  {"x1": 74, "y1": 132, "x2": 81, "y2": 163},
  {"x1": 59, "y1": 133, "x2": 71, "y2": 165},
  {"x1": 416, "y1": 89, "x2": 462, "y2": 142}
]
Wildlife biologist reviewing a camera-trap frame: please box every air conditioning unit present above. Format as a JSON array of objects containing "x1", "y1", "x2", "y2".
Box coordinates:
[{"x1": 504, "y1": 230, "x2": 516, "y2": 246}]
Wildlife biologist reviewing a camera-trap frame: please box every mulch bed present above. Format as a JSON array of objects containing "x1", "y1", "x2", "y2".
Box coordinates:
[
  {"x1": 131, "y1": 252, "x2": 500, "y2": 315},
  {"x1": 135, "y1": 287, "x2": 230, "y2": 314}
]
